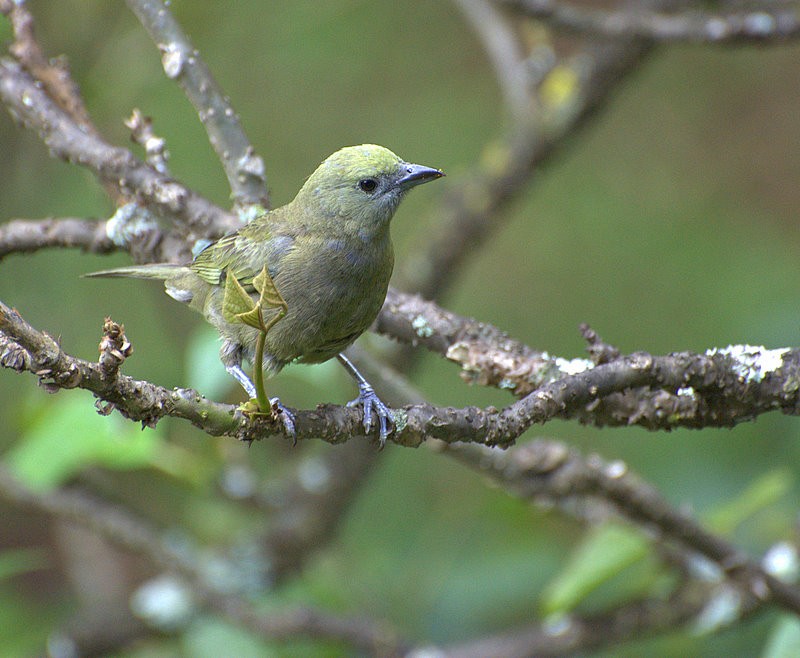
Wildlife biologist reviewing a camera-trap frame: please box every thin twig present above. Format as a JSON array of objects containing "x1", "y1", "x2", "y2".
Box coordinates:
[
  {"x1": 0, "y1": 218, "x2": 117, "y2": 261},
  {"x1": 125, "y1": 0, "x2": 269, "y2": 210},
  {"x1": 455, "y1": 0, "x2": 532, "y2": 121},
  {"x1": 398, "y1": 36, "x2": 652, "y2": 300},
  {"x1": 0, "y1": 0, "x2": 128, "y2": 203},
  {"x1": 0, "y1": 0, "x2": 92, "y2": 125},
  {"x1": 125, "y1": 109, "x2": 171, "y2": 176},
  {"x1": 500, "y1": 0, "x2": 800, "y2": 43}
]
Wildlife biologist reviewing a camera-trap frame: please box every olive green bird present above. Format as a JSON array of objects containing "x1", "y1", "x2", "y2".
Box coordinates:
[{"x1": 87, "y1": 144, "x2": 443, "y2": 443}]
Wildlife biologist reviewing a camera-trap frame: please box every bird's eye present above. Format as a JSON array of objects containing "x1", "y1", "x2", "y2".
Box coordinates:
[{"x1": 358, "y1": 178, "x2": 378, "y2": 193}]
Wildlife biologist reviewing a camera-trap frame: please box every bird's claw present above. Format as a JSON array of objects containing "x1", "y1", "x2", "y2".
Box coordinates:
[
  {"x1": 270, "y1": 397, "x2": 296, "y2": 439},
  {"x1": 347, "y1": 383, "x2": 393, "y2": 447}
]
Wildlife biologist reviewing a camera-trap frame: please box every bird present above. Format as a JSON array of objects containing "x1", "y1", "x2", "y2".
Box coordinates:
[{"x1": 86, "y1": 144, "x2": 444, "y2": 444}]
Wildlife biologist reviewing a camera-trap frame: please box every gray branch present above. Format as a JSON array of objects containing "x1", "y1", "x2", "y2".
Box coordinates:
[
  {"x1": 125, "y1": 0, "x2": 269, "y2": 210},
  {"x1": 500, "y1": 0, "x2": 800, "y2": 43},
  {"x1": 0, "y1": 58, "x2": 239, "y2": 240},
  {"x1": 0, "y1": 217, "x2": 116, "y2": 261},
  {"x1": 398, "y1": 36, "x2": 652, "y2": 300},
  {"x1": 3, "y1": 298, "x2": 800, "y2": 449}
]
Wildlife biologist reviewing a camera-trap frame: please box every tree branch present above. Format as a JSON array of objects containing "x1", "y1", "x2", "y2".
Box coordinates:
[
  {"x1": 0, "y1": 300, "x2": 242, "y2": 435},
  {"x1": 3, "y1": 298, "x2": 800, "y2": 448},
  {"x1": 380, "y1": 289, "x2": 800, "y2": 431},
  {"x1": 499, "y1": 0, "x2": 800, "y2": 43},
  {"x1": 439, "y1": 582, "x2": 709, "y2": 657},
  {"x1": 447, "y1": 439, "x2": 800, "y2": 616},
  {"x1": 124, "y1": 0, "x2": 269, "y2": 210},
  {"x1": 0, "y1": 217, "x2": 117, "y2": 261},
  {"x1": 398, "y1": 34, "x2": 652, "y2": 299},
  {"x1": 455, "y1": 0, "x2": 532, "y2": 121},
  {"x1": 0, "y1": 0, "x2": 104, "y2": 138},
  {"x1": 0, "y1": 58, "x2": 239, "y2": 243}
]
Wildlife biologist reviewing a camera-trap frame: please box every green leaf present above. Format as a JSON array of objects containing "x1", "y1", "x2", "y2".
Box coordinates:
[
  {"x1": 252, "y1": 265, "x2": 286, "y2": 312},
  {"x1": 237, "y1": 304, "x2": 265, "y2": 331},
  {"x1": 252, "y1": 265, "x2": 288, "y2": 334},
  {"x1": 221, "y1": 266, "x2": 286, "y2": 332},
  {"x1": 540, "y1": 522, "x2": 649, "y2": 616},
  {"x1": 183, "y1": 616, "x2": 270, "y2": 658},
  {"x1": 221, "y1": 271, "x2": 259, "y2": 327},
  {"x1": 4, "y1": 396, "x2": 162, "y2": 491}
]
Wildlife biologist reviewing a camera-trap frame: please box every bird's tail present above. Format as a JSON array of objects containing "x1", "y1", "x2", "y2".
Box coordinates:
[{"x1": 83, "y1": 263, "x2": 183, "y2": 280}]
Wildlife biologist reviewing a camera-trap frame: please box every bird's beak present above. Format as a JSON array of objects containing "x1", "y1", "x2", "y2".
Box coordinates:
[{"x1": 396, "y1": 163, "x2": 445, "y2": 189}]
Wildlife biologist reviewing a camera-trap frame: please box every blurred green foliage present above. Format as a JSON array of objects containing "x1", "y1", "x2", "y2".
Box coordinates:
[{"x1": 1, "y1": 1, "x2": 800, "y2": 655}]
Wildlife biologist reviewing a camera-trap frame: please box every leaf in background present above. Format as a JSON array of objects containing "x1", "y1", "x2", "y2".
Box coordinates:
[
  {"x1": 0, "y1": 548, "x2": 48, "y2": 581},
  {"x1": 540, "y1": 522, "x2": 649, "y2": 617},
  {"x1": 762, "y1": 615, "x2": 800, "y2": 658},
  {"x1": 185, "y1": 325, "x2": 232, "y2": 400},
  {"x1": 182, "y1": 617, "x2": 269, "y2": 658},
  {"x1": 705, "y1": 468, "x2": 793, "y2": 535},
  {"x1": 4, "y1": 396, "x2": 162, "y2": 491}
]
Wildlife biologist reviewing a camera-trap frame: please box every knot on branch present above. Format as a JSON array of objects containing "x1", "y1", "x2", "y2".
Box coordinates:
[
  {"x1": 581, "y1": 322, "x2": 621, "y2": 365},
  {"x1": 36, "y1": 361, "x2": 80, "y2": 392},
  {"x1": 98, "y1": 317, "x2": 132, "y2": 381},
  {"x1": 0, "y1": 337, "x2": 30, "y2": 372},
  {"x1": 125, "y1": 108, "x2": 170, "y2": 175}
]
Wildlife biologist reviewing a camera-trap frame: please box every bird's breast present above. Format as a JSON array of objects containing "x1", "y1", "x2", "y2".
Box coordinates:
[{"x1": 265, "y1": 234, "x2": 394, "y2": 363}]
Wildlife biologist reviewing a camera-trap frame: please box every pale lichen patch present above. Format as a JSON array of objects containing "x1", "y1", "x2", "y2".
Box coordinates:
[{"x1": 706, "y1": 344, "x2": 788, "y2": 383}]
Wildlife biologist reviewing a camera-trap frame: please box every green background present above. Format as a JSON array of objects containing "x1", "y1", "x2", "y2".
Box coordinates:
[{"x1": 1, "y1": 1, "x2": 799, "y2": 655}]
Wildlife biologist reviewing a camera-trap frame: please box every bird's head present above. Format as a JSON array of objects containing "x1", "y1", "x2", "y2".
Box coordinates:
[{"x1": 296, "y1": 144, "x2": 443, "y2": 232}]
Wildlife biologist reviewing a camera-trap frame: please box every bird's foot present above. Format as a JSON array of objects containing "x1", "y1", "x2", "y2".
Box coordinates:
[
  {"x1": 270, "y1": 397, "x2": 296, "y2": 438},
  {"x1": 347, "y1": 382, "x2": 393, "y2": 447}
]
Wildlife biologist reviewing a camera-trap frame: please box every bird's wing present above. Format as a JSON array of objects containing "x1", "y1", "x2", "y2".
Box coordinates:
[
  {"x1": 190, "y1": 212, "x2": 299, "y2": 291},
  {"x1": 190, "y1": 233, "x2": 239, "y2": 285}
]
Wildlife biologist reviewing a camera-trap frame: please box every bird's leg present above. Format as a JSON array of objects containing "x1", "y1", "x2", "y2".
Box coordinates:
[
  {"x1": 223, "y1": 355, "x2": 295, "y2": 437},
  {"x1": 226, "y1": 363, "x2": 257, "y2": 398},
  {"x1": 337, "y1": 353, "x2": 393, "y2": 446}
]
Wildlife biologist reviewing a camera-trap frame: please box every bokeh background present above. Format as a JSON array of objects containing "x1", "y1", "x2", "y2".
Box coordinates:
[{"x1": 1, "y1": 1, "x2": 800, "y2": 655}]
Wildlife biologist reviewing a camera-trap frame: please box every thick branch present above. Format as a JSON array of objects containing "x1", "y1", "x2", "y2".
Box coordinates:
[
  {"x1": 0, "y1": 300, "x2": 241, "y2": 435},
  {"x1": 3, "y1": 300, "x2": 800, "y2": 448},
  {"x1": 378, "y1": 288, "x2": 562, "y2": 395},
  {"x1": 125, "y1": 0, "x2": 269, "y2": 210},
  {"x1": 500, "y1": 0, "x2": 800, "y2": 43},
  {"x1": 379, "y1": 289, "x2": 800, "y2": 431}
]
